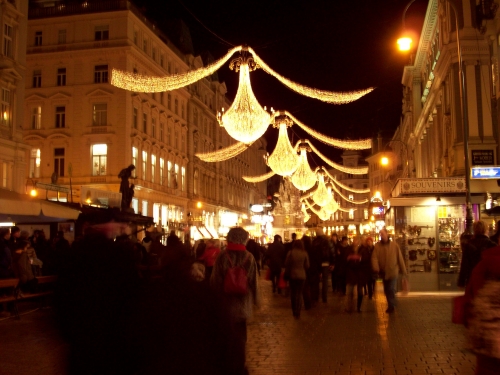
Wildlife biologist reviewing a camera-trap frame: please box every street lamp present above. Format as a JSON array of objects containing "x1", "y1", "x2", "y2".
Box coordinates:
[
  {"x1": 379, "y1": 139, "x2": 410, "y2": 178},
  {"x1": 26, "y1": 179, "x2": 37, "y2": 197},
  {"x1": 398, "y1": 0, "x2": 473, "y2": 234}
]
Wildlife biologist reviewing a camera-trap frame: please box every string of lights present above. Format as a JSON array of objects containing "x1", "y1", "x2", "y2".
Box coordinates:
[
  {"x1": 303, "y1": 198, "x2": 331, "y2": 221},
  {"x1": 242, "y1": 170, "x2": 276, "y2": 183},
  {"x1": 248, "y1": 47, "x2": 374, "y2": 104},
  {"x1": 111, "y1": 46, "x2": 243, "y2": 92},
  {"x1": 305, "y1": 140, "x2": 369, "y2": 174},
  {"x1": 195, "y1": 141, "x2": 251, "y2": 162},
  {"x1": 278, "y1": 111, "x2": 372, "y2": 149},
  {"x1": 323, "y1": 169, "x2": 370, "y2": 193},
  {"x1": 329, "y1": 182, "x2": 369, "y2": 204}
]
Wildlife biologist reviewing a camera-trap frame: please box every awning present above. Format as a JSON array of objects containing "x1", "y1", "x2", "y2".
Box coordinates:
[
  {"x1": 197, "y1": 225, "x2": 212, "y2": 238},
  {"x1": 0, "y1": 188, "x2": 80, "y2": 223}
]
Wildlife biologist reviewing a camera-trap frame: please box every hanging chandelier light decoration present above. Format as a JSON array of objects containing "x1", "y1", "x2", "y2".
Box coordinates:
[
  {"x1": 323, "y1": 169, "x2": 370, "y2": 193},
  {"x1": 195, "y1": 141, "x2": 251, "y2": 162},
  {"x1": 266, "y1": 117, "x2": 299, "y2": 176},
  {"x1": 304, "y1": 139, "x2": 368, "y2": 174},
  {"x1": 242, "y1": 170, "x2": 276, "y2": 183},
  {"x1": 217, "y1": 55, "x2": 272, "y2": 144},
  {"x1": 312, "y1": 172, "x2": 332, "y2": 207},
  {"x1": 323, "y1": 198, "x2": 339, "y2": 215},
  {"x1": 329, "y1": 182, "x2": 369, "y2": 204},
  {"x1": 247, "y1": 47, "x2": 374, "y2": 104},
  {"x1": 276, "y1": 111, "x2": 372, "y2": 149},
  {"x1": 303, "y1": 199, "x2": 331, "y2": 221},
  {"x1": 291, "y1": 142, "x2": 317, "y2": 191},
  {"x1": 111, "y1": 46, "x2": 243, "y2": 92}
]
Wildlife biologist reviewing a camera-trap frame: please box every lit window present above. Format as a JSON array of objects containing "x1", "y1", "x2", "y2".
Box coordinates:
[
  {"x1": 55, "y1": 106, "x2": 65, "y2": 128},
  {"x1": 132, "y1": 147, "x2": 138, "y2": 172},
  {"x1": 31, "y1": 106, "x2": 41, "y2": 129},
  {"x1": 364, "y1": 209, "x2": 369, "y2": 220},
  {"x1": 181, "y1": 166, "x2": 185, "y2": 192},
  {"x1": 94, "y1": 65, "x2": 108, "y2": 83},
  {"x1": 159, "y1": 158, "x2": 164, "y2": 186},
  {"x1": 94, "y1": 25, "x2": 109, "y2": 41},
  {"x1": 1, "y1": 89, "x2": 10, "y2": 127},
  {"x1": 142, "y1": 200, "x2": 148, "y2": 216},
  {"x1": 151, "y1": 154, "x2": 156, "y2": 183},
  {"x1": 57, "y1": 68, "x2": 66, "y2": 86},
  {"x1": 92, "y1": 144, "x2": 107, "y2": 176},
  {"x1": 142, "y1": 151, "x2": 147, "y2": 180},
  {"x1": 349, "y1": 194, "x2": 354, "y2": 201},
  {"x1": 29, "y1": 149, "x2": 41, "y2": 178},
  {"x1": 349, "y1": 209, "x2": 354, "y2": 220},
  {"x1": 92, "y1": 103, "x2": 107, "y2": 126},
  {"x1": 3, "y1": 24, "x2": 12, "y2": 57},
  {"x1": 174, "y1": 164, "x2": 179, "y2": 189},
  {"x1": 167, "y1": 160, "x2": 172, "y2": 188}
]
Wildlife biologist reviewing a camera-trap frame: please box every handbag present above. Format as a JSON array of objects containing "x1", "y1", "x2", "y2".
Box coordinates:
[
  {"x1": 452, "y1": 295, "x2": 466, "y2": 325},
  {"x1": 278, "y1": 271, "x2": 287, "y2": 289},
  {"x1": 401, "y1": 277, "x2": 410, "y2": 295}
]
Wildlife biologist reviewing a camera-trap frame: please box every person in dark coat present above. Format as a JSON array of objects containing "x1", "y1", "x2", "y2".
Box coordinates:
[
  {"x1": 307, "y1": 235, "x2": 322, "y2": 304},
  {"x1": 329, "y1": 233, "x2": 339, "y2": 293},
  {"x1": 284, "y1": 240, "x2": 309, "y2": 318},
  {"x1": 301, "y1": 235, "x2": 314, "y2": 309},
  {"x1": 246, "y1": 239, "x2": 261, "y2": 276},
  {"x1": 0, "y1": 227, "x2": 13, "y2": 279},
  {"x1": 359, "y1": 236, "x2": 375, "y2": 299},
  {"x1": 458, "y1": 220, "x2": 496, "y2": 288},
  {"x1": 489, "y1": 220, "x2": 500, "y2": 245},
  {"x1": 266, "y1": 235, "x2": 285, "y2": 294},
  {"x1": 11, "y1": 240, "x2": 38, "y2": 293},
  {"x1": 335, "y1": 236, "x2": 350, "y2": 296},
  {"x1": 312, "y1": 234, "x2": 332, "y2": 303},
  {"x1": 345, "y1": 236, "x2": 368, "y2": 313}
]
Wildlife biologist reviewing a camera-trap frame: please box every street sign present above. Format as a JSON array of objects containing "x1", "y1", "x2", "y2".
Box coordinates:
[{"x1": 471, "y1": 166, "x2": 500, "y2": 179}]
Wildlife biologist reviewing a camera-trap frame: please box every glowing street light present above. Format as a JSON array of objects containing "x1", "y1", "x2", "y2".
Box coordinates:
[{"x1": 397, "y1": 37, "x2": 412, "y2": 51}]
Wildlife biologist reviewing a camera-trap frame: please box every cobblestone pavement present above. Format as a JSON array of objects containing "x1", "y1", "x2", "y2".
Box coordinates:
[{"x1": 0, "y1": 278, "x2": 475, "y2": 375}]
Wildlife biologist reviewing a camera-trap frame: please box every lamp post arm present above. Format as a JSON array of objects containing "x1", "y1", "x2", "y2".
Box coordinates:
[{"x1": 402, "y1": 0, "x2": 419, "y2": 30}]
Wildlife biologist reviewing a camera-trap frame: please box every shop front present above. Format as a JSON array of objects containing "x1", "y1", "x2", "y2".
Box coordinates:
[{"x1": 385, "y1": 178, "x2": 482, "y2": 292}]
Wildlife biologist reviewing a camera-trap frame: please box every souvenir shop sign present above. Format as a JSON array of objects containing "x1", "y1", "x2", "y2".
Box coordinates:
[{"x1": 395, "y1": 178, "x2": 466, "y2": 195}]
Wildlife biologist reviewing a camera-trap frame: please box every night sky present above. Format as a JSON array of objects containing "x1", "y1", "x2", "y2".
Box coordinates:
[{"x1": 132, "y1": 0, "x2": 428, "y2": 163}]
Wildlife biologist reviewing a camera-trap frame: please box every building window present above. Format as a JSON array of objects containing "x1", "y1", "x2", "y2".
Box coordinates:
[
  {"x1": 133, "y1": 108, "x2": 138, "y2": 129},
  {"x1": 132, "y1": 147, "x2": 138, "y2": 172},
  {"x1": 143, "y1": 38, "x2": 148, "y2": 53},
  {"x1": 364, "y1": 209, "x2": 369, "y2": 220},
  {"x1": 167, "y1": 94, "x2": 171, "y2": 110},
  {"x1": 181, "y1": 166, "x2": 185, "y2": 192},
  {"x1": 160, "y1": 122, "x2": 164, "y2": 142},
  {"x1": 174, "y1": 98, "x2": 178, "y2": 114},
  {"x1": 31, "y1": 106, "x2": 41, "y2": 129},
  {"x1": 33, "y1": 70, "x2": 41, "y2": 88},
  {"x1": 349, "y1": 194, "x2": 354, "y2": 201},
  {"x1": 152, "y1": 117, "x2": 156, "y2": 138},
  {"x1": 94, "y1": 65, "x2": 108, "y2": 83},
  {"x1": 57, "y1": 68, "x2": 66, "y2": 86},
  {"x1": 181, "y1": 103, "x2": 185, "y2": 119},
  {"x1": 174, "y1": 164, "x2": 179, "y2": 189},
  {"x1": 94, "y1": 25, "x2": 109, "y2": 41},
  {"x1": 151, "y1": 154, "x2": 156, "y2": 183},
  {"x1": 152, "y1": 47, "x2": 156, "y2": 61},
  {"x1": 92, "y1": 103, "x2": 107, "y2": 126},
  {"x1": 142, "y1": 151, "x2": 147, "y2": 180},
  {"x1": 132, "y1": 198, "x2": 138, "y2": 214},
  {"x1": 54, "y1": 148, "x2": 65, "y2": 177},
  {"x1": 92, "y1": 144, "x2": 107, "y2": 176},
  {"x1": 133, "y1": 30, "x2": 138, "y2": 45},
  {"x1": 35, "y1": 31, "x2": 42, "y2": 46},
  {"x1": 58, "y1": 29, "x2": 66, "y2": 44},
  {"x1": 174, "y1": 130, "x2": 178, "y2": 149},
  {"x1": 160, "y1": 54, "x2": 164, "y2": 67},
  {"x1": 3, "y1": 24, "x2": 12, "y2": 57},
  {"x1": 159, "y1": 158, "x2": 164, "y2": 186},
  {"x1": 167, "y1": 127, "x2": 171, "y2": 145},
  {"x1": 181, "y1": 135, "x2": 185, "y2": 152},
  {"x1": 194, "y1": 169, "x2": 199, "y2": 195},
  {"x1": 167, "y1": 160, "x2": 172, "y2": 188},
  {"x1": 29, "y1": 148, "x2": 41, "y2": 178},
  {"x1": 55, "y1": 106, "x2": 66, "y2": 128},
  {"x1": 1, "y1": 89, "x2": 10, "y2": 127},
  {"x1": 142, "y1": 113, "x2": 147, "y2": 133},
  {"x1": 142, "y1": 200, "x2": 148, "y2": 216},
  {"x1": 349, "y1": 209, "x2": 354, "y2": 220}
]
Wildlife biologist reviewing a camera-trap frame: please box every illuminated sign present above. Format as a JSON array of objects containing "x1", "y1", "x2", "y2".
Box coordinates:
[
  {"x1": 471, "y1": 166, "x2": 500, "y2": 179},
  {"x1": 372, "y1": 206, "x2": 384, "y2": 216}
]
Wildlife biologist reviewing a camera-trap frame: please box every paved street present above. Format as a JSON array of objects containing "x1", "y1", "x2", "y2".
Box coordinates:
[{"x1": 0, "y1": 277, "x2": 475, "y2": 375}]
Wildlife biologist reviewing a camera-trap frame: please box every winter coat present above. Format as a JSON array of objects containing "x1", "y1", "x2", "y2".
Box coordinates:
[
  {"x1": 458, "y1": 234, "x2": 496, "y2": 287},
  {"x1": 210, "y1": 244, "x2": 261, "y2": 321},
  {"x1": 266, "y1": 242, "x2": 285, "y2": 271},
  {"x1": 371, "y1": 240, "x2": 407, "y2": 280},
  {"x1": 285, "y1": 248, "x2": 309, "y2": 281},
  {"x1": 0, "y1": 239, "x2": 13, "y2": 278},
  {"x1": 464, "y1": 246, "x2": 500, "y2": 359},
  {"x1": 12, "y1": 250, "x2": 35, "y2": 284},
  {"x1": 346, "y1": 245, "x2": 371, "y2": 285}
]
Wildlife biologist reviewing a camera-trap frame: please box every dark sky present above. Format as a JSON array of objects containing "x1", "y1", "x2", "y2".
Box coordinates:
[{"x1": 133, "y1": 0, "x2": 427, "y2": 163}]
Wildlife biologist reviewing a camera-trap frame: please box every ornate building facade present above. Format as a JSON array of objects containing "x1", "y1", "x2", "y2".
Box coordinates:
[{"x1": 24, "y1": 0, "x2": 267, "y2": 238}]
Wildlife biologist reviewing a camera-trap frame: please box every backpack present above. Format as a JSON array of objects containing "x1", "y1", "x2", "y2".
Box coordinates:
[{"x1": 224, "y1": 252, "x2": 251, "y2": 295}]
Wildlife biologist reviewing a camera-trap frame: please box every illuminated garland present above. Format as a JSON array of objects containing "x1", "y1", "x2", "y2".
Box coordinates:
[
  {"x1": 196, "y1": 142, "x2": 250, "y2": 162},
  {"x1": 329, "y1": 182, "x2": 368, "y2": 204},
  {"x1": 305, "y1": 140, "x2": 368, "y2": 174},
  {"x1": 111, "y1": 46, "x2": 242, "y2": 92},
  {"x1": 323, "y1": 169, "x2": 370, "y2": 193},
  {"x1": 248, "y1": 47, "x2": 374, "y2": 104},
  {"x1": 242, "y1": 170, "x2": 275, "y2": 183},
  {"x1": 303, "y1": 199, "x2": 330, "y2": 221},
  {"x1": 277, "y1": 111, "x2": 371, "y2": 149}
]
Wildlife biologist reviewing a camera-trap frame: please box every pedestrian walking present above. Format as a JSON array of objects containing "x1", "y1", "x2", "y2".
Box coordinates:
[
  {"x1": 284, "y1": 240, "x2": 309, "y2": 318},
  {"x1": 345, "y1": 236, "x2": 365, "y2": 313},
  {"x1": 266, "y1": 235, "x2": 285, "y2": 294},
  {"x1": 335, "y1": 236, "x2": 349, "y2": 296},
  {"x1": 371, "y1": 228, "x2": 407, "y2": 313},
  {"x1": 312, "y1": 234, "x2": 332, "y2": 303},
  {"x1": 359, "y1": 236, "x2": 375, "y2": 299},
  {"x1": 210, "y1": 227, "x2": 260, "y2": 375}
]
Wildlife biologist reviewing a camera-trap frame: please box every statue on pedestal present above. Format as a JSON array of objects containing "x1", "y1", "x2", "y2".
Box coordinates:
[{"x1": 118, "y1": 165, "x2": 136, "y2": 211}]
